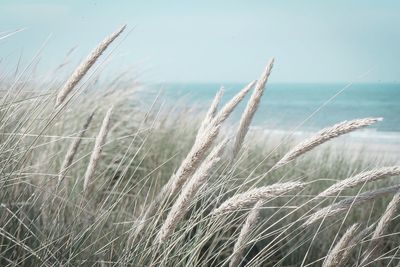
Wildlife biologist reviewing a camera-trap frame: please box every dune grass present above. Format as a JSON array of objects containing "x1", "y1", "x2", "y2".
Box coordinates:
[{"x1": 0, "y1": 26, "x2": 399, "y2": 267}]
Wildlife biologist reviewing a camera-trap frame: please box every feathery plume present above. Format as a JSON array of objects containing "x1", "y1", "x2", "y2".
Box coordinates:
[
  {"x1": 197, "y1": 87, "x2": 224, "y2": 138},
  {"x1": 208, "y1": 88, "x2": 224, "y2": 119},
  {"x1": 56, "y1": 25, "x2": 126, "y2": 106},
  {"x1": 170, "y1": 126, "x2": 220, "y2": 194},
  {"x1": 170, "y1": 80, "x2": 256, "y2": 196},
  {"x1": 210, "y1": 80, "x2": 256, "y2": 127},
  {"x1": 317, "y1": 166, "x2": 400, "y2": 198},
  {"x1": 304, "y1": 185, "x2": 400, "y2": 226},
  {"x1": 156, "y1": 139, "x2": 227, "y2": 243},
  {"x1": 58, "y1": 112, "x2": 95, "y2": 184},
  {"x1": 134, "y1": 81, "x2": 255, "y2": 237},
  {"x1": 325, "y1": 223, "x2": 375, "y2": 267},
  {"x1": 232, "y1": 59, "x2": 274, "y2": 158},
  {"x1": 361, "y1": 190, "x2": 400, "y2": 265},
  {"x1": 213, "y1": 182, "x2": 304, "y2": 215},
  {"x1": 273, "y1": 118, "x2": 382, "y2": 169},
  {"x1": 230, "y1": 200, "x2": 263, "y2": 267},
  {"x1": 83, "y1": 107, "x2": 113, "y2": 192},
  {"x1": 322, "y1": 224, "x2": 360, "y2": 267}
]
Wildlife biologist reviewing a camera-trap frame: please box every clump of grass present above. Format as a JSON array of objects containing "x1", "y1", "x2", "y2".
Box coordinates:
[
  {"x1": 197, "y1": 87, "x2": 224, "y2": 138},
  {"x1": 135, "y1": 81, "x2": 256, "y2": 236},
  {"x1": 170, "y1": 80, "x2": 256, "y2": 195}
]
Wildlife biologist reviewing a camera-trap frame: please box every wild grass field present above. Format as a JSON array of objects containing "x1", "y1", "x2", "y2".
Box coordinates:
[{"x1": 1, "y1": 25, "x2": 400, "y2": 267}]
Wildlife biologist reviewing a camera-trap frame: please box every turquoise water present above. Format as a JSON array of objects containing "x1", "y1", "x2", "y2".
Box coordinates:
[{"x1": 154, "y1": 83, "x2": 400, "y2": 133}]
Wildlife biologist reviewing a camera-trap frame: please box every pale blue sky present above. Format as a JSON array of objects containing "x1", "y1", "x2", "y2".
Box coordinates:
[{"x1": 1, "y1": 1, "x2": 399, "y2": 83}]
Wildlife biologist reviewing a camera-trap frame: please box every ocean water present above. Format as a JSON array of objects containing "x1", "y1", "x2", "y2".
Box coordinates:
[
  {"x1": 139, "y1": 82, "x2": 400, "y2": 156},
  {"x1": 154, "y1": 83, "x2": 400, "y2": 136}
]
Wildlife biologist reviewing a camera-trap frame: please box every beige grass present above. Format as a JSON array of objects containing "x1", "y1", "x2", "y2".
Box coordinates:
[
  {"x1": 56, "y1": 25, "x2": 126, "y2": 106},
  {"x1": 304, "y1": 185, "x2": 400, "y2": 226},
  {"x1": 83, "y1": 107, "x2": 113, "y2": 192},
  {"x1": 5, "y1": 24, "x2": 400, "y2": 266},
  {"x1": 58, "y1": 112, "x2": 95, "y2": 184},
  {"x1": 169, "y1": 80, "x2": 256, "y2": 196},
  {"x1": 272, "y1": 117, "x2": 382, "y2": 169},
  {"x1": 213, "y1": 182, "x2": 304, "y2": 215},
  {"x1": 361, "y1": 190, "x2": 400, "y2": 265},
  {"x1": 322, "y1": 223, "x2": 360, "y2": 267},
  {"x1": 134, "y1": 81, "x2": 255, "y2": 236},
  {"x1": 232, "y1": 59, "x2": 274, "y2": 158},
  {"x1": 156, "y1": 139, "x2": 227, "y2": 243},
  {"x1": 229, "y1": 200, "x2": 263, "y2": 267},
  {"x1": 209, "y1": 80, "x2": 256, "y2": 127},
  {"x1": 317, "y1": 166, "x2": 400, "y2": 198},
  {"x1": 197, "y1": 87, "x2": 224, "y2": 138}
]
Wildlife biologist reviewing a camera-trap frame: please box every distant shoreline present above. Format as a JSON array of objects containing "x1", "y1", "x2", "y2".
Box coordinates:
[
  {"x1": 142, "y1": 83, "x2": 400, "y2": 133},
  {"x1": 252, "y1": 127, "x2": 400, "y2": 159}
]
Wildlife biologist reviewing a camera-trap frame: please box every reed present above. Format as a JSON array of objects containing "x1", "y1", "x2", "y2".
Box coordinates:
[
  {"x1": 229, "y1": 200, "x2": 263, "y2": 267},
  {"x1": 317, "y1": 166, "x2": 400, "y2": 198},
  {"x1": 232, "y1": 59, "x2": 274, "y2": 158},
  {"x1": 213, "y1": 182, "x2": 304, "y2": 215},
  {"x1": 361, "y1": 190, "x2": 400, "y2": 265},
  {"x1": 165, "y1": 80, "x2": 257, "y2": 197},
  {"x1": 56, "y1": 25, "x2": 126, "y2": 106},
  {"x1": 322, "y1": 224, "x2": 360, "y2": 267},
  {"x1": 209, "y1": 80, "x2": 256, "y2": 127},
  {"x1": 304, "y1": 185, "x2": 400, "y2": 226},
  {"x1": 83, "y1": 107, "x2": 113, "y2": 192},
  {"x1": 156, "y1": 139, "x2": 227, "y2": 243},
  {"x1": 3, "y1": 33, "x2": 399, "y2": 266},
  {"x1": 58, "y1": 112, "x2": 95, "y2": 184},
  {"x1": 197, "y1": 87, "x2": 224, "y2": 138},
  {"x1": 273, "y1": 118, "x2": 382, "y2": 169},
  {"x1": 134, "y1": 82, "x2": 255, "y2": 236}
]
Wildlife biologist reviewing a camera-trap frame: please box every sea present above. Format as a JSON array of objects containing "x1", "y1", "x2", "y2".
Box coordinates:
[{"x1": 143, "y1": 83, "x2": 400, "y2": 156}]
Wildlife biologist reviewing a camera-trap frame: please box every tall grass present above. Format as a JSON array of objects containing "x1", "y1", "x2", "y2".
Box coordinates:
[{"x1": 0, "y1": 26, "x2": 399, "y2": 267}]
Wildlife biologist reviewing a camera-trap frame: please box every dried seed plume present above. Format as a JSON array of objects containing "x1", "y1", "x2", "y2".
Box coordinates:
[
  {"x1": 210, "y1": 80, "x2": 256, "y2": 127},
  {"x1": 230, "y1": 200, "x2": 263, "y2": 267},
  {"x1": 322, "y1": 224, "x2": 360, "y2": 267},
  {"x1": 170, "y1": 80, "x2": 256, "y2": 197},
  {"x1": 304, "y1": 185, "x2": 400, "y2": 226},
  {"x1": 232, "y1": 59, "x2": 274, "y2": 158},
  {"x1": 197, "y1": 87, "x2": 224, "y2": 138},
  {"x1": 134, "y1": 83, "x2": 254, "y2": 236},
  {"x1": 156, "y1": 139, "x2": 227, "y2": 243},
  {"x1": 317, "y1": 166, "x2": 400, "y2": 198},
  {"x1": 58, "y1": 112, "x2": 95, "y2": 184},
  {"x1": 83, "y1": 107, "x2": 113, "y2": 192},
  {"x1": 213, "y1": 182, "x2": 304, "y2": 215},
  {"x1": 56, "y1": 25, "x2": 126, "y2": 106},
  {"x1": 273, "y1": 117, "x2": 382, "y2": 169},
  {"x1": 361, "y1": 190, "x2": 400, "y2": 265}
]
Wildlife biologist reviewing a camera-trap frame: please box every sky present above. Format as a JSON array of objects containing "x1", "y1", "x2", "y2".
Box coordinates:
[{"x1": 1, "y1": 1, "x2": 400, "y2": 83}]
